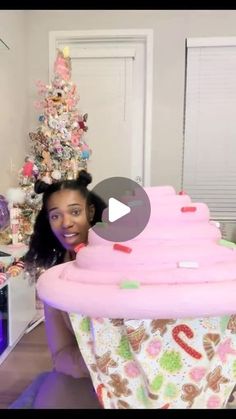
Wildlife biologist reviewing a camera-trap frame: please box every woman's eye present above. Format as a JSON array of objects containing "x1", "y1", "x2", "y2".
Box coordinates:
[
  {"x1": 50, "y1": 214, "x2": 59, "y2": 221},
  {"x1": 72, "y1": 209, "x2": 81, "y2": 216}
]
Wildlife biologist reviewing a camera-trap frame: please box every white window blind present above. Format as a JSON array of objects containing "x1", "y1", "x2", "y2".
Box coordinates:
[{"x1": 182, "y1": 37, "x2": 236, "y2": 220}]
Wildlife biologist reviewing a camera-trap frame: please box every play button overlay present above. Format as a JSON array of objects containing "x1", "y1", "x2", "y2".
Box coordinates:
[
  {"x1": 90, "y1": 176, "x2": 151, "y2": 242},
  {"x1": 108, "y1": 198, "x2": 131, "y2": 222}
]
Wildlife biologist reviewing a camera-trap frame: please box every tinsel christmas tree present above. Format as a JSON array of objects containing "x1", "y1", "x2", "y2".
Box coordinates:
[{"x1": 12, "y1": 47, "x2": 91, "y2": 244}]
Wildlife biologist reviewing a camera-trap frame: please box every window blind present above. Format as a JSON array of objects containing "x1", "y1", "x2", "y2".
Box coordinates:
[{"x1": 182, "y1": 38, "x2": 236, "y2": 220}]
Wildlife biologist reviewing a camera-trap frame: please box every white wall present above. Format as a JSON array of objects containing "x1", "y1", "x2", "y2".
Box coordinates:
[
  {"x1": 25, "y1": 10, "x2": 236, "y2": 190},
  {"x1": 0, "y1": 10, "x2": 28, "y2": 193},
  {"x1": 2, "y1": 10, "x2": 236, "y2": 193}
]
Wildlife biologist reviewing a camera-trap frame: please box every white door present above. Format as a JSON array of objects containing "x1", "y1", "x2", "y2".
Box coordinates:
[{"x1": 49, "y1": 30, "x2": 153, "y2": 187}]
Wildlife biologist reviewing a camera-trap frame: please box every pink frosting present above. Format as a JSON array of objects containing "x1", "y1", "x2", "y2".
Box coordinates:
[{"x1": 37, "y1": 186, "x2": 236, "y2": 319}]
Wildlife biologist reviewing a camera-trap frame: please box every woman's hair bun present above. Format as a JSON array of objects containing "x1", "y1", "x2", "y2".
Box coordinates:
[
  {"x1": 34, "y1": 179, "x2": 51, "y2": 194},
  {"x1": 77, "y1": 170, "x2": 92, "y2": 187}
]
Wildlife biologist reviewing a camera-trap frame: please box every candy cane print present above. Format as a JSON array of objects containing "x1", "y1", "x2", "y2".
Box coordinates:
[
  {"x1": 172, "y1": 324, "x2": 202, "y2": 359},
  {"x1": 96, "y1": 384, "x2": 105, "y2": 407}
]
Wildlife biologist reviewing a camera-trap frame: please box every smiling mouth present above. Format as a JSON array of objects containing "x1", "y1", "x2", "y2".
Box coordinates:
[{"x1": 63, "y1": 233, "x2": 79, "y2": 238}]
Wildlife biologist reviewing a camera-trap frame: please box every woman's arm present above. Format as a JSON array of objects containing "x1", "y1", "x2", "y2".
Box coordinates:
[{"x1": 44, "y1": 303, "x2": 90, "y2": 378}]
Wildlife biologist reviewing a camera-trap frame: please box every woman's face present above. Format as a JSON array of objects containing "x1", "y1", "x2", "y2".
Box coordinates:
[{"x1": 47, "y1": 189, "x2": 94, "y2": 251}]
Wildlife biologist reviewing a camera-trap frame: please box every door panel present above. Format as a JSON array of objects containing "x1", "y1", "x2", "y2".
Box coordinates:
[
  {"x1": 50, "y1": 35, "x2": 148, "y2": 187},
  {"x1": 72, "y1": 56, "x2": 133, "y2": 187}
]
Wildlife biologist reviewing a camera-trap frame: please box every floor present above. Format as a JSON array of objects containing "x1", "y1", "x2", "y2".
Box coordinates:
[
  {"x1": 2, "y1": 322, "x2": 236, "y2": 410},
  {"x1": 0, "y1": 323, "x2": 52, "y2": 409}
]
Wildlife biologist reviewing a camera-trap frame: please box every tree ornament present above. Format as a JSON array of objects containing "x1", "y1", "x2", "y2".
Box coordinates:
[
  {"x1": 51, "y1": 170, "x2": 62, "y2": 181},
  {"x1": 0, "y1": 195, "x2": 10, "y2": 231}
]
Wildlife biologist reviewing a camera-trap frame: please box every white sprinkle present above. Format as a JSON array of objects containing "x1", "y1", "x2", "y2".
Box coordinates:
[{"x1": 177, "y1": 261, "x2": 199, "y2": 269}]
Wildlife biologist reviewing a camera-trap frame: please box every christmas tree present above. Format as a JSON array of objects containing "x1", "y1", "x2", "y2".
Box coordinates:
[{"x1": 8, "y1": 47, "x2": 91, "y2": 244}]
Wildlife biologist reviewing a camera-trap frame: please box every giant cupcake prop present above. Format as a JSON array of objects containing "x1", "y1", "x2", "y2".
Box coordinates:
[{"x1": 37, "y1": 186, "x2": 236, "y2": 409}]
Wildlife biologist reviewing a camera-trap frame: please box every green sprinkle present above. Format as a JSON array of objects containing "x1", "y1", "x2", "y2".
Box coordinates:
[
  {"x1": 232, "y1": 360, "x2": 236, "y2": 379},
  {"x1": 80, "y1": 317, "x2": 90, "y2": 332},
  {"x1": 220, "y1": 316, "x2": 230, "y2": 333},
  {"x1": 219, "y1": 239, "x2": 236, "y2": 249},
  {"x1": 120, "y1": 280, "x2": 140, "y2": 289},
  {"x1": 150, "y1": 374, "x2": 164, "y2": 392},
  {"x1": 164, "y1": 383, "x2": 178, "y2": 398},
  {"x1": 136, "y1": 386, "x2": 151, "y2": 407}
]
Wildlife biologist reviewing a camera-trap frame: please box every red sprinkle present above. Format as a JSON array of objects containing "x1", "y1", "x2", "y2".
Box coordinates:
[
  {"x1": 181, "y1": 206, "x2": 197, "y2": 213},
  {"x1": 113, "y1": 243, "x2": 132, "y2": 253},
  {"x1": 74, "y1": 243, "x2": 86, "y2": 253},
  {"x1": 178, "y1": 191, "x2": 186, "y2": 195},
  {"x1": 96, "y1": 384, "x2": 105, "y2": 408},
  {"x1": 161, "y1": 403, "x2": 170, "y2": 409}
]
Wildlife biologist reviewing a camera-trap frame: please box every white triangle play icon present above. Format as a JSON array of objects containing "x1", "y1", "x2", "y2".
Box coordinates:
[{"x1": 108, "y1": 197, "x2": 131, "y2": 222}]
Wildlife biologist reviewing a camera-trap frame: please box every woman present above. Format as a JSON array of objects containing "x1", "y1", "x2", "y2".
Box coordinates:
[
  {"x1": 34, "y1": 179, "x2": 236, "y2": 410},
  {"x1": 24, "y1": 170, "x2": 106, "y2": 409}
]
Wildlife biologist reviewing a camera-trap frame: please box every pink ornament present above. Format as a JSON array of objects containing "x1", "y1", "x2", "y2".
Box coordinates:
[
  {"x1": 81, "y1": 143, "x2": 89, "y2": 151},
  {"x1": 207, "y1": 395, "x2": 221, "y2": 409},
  {"x1": 22, "y1": 161, "x2": 33, "y2": 177},
  {"x1": 71, "y1": 132, "x2": 80, "y2": 146},
  {"x1": 124, "y1": 361, "x2": 140, "y2": 378},
  {"x1": 146, "y1": 339, "x2": 162, "y2": 358},
  {"x1": 189, "y1": 367, "x2": 206, "y2": 382}
]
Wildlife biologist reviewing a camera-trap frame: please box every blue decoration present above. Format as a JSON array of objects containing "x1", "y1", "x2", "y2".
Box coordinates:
[
  {"x1": 81, "y1": 150, "x2": 90, "y2": 159},
  {"x1": 38, "y1": 115, "x2": 45, "y2": 122}
]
